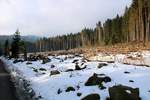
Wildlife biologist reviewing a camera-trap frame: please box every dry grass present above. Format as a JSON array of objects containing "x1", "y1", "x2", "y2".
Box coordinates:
[{"x1": 32, "y1": 42, "x2": 150, "y2": 58}]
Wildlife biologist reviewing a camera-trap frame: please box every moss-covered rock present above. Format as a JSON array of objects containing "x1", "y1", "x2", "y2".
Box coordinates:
[{"x1": 108, "y1": 85, "x2": 140, "y2": 100}]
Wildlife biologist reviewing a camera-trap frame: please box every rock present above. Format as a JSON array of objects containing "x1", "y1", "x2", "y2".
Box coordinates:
[
  {"x1": 98, "y1": 83, "x2": 106, "y2": 90},
  {"x1": 124, "y1": 71, "x2": 130, "y2": 74},
  {"x1": 64, "y1": 57, "x2": 67, "y2": 60},
  {"x1": 99, "y1": 74, "x2": 105, "y2": 76},
  {"x1": 59, "y1": 59, "x2": 64, "y2": 62},
  {"x1": 81, "y1": 94, "x2": 100, "y2": 100},
  {"x1": 42, "y1": 57, "x2": 51, "y2": 64},
  {"x1": 50, "y1": 70, "x2": 60, "y2": 76},
  {"x1": 85, "y1": 73, "x2": 103, "y2": 86},
  {"x1": 65, "y1": 69, "x2": 74, "y2": 72},
  {"x1": 31, "y1": 67, "x2": 38, "y2": 72},
  {"x1": 33, "y1": 69, "x2": 38, "y2": 72},
  {"x1": 98, "y1": 63, "x2": 108, "y2": 68},
  {"x1": 37, "y1": 96, "x2": 43, "y2": 99},
  {"x1": 8, "y1": 56, "x2": 12, "y2": 60},
  {"x1": 109, "y1": 85, "x2": 140, "y2": 100},
  {"x1": 65, "y1": 86, "x2": 75, "y2": 92},
  {"x1": 76, "y1": 85, "x2": 80, "y2": 90},
  {"x1": 29, "y1": 89, "x2": 36, "y2": 98},
  {"x1": 42, "y1": 72, "x2": 46, "y2": 75},
  {"x1": 57, "y1": 88, "x2": 62, "y2": 94},
  {"x1": 13, "y1": 59, "x2": 24, "y2": 63},
  {"x1": 26, "y1": 61, "x2": 32, "y2": 65},
  {"x1": 107, "y1": 61, "x2": 115, "y2": 63},
  {"x1": 37, "y1": 54, "x2": 44, "y2": 60},
  {"x1": 77, "y1": 93, "x2": 82, "y2": 97},
  {"x1": 99, "y1": 86, "x2": 106, "y2": 90},
  {"x1": 106, "y1": 97, "x2": 110, "y2": 100},
  {"x1": 85, "y1": 73, "x2": 111, "y2": 86},
  {"x1": 75, "y1": 54, "x2": 82, "y2": 57},
  {"x1": 72, "y1": 59, "x2": 79, "y2": 63},
  {"x1": 103, "y1": 76, "x2": 111, "y2": 83},
  {"x1": 39, "y1": 68, "x2": 47, "y2": 71},
  {"x1": 51, "y1": 64, "x2": 55, "y2": 68},
  {"x1": 81, "y1": 63, "x2": 85, "y2": 66},
  {"x1": 75, "y1": 63, "x2": 87, "y2": 70},
  {"x1": 28, "y1": 55, "x2": 37, "y2": 61},
  {"x1": 28, "y1": 54, "x2": 47, "y2": 61},
  {"x1": 129, "y1": 80, "x2": 134, "y2": 83},
  {"x1": 75, "y1": 63, "x2": 81, "y2": 70},
  {"x1": 69, "y1": 74, "x2": 73, "y2": 78}
]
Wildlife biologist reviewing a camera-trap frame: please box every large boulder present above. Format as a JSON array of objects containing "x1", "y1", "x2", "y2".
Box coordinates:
[
  {"x1": 108, "y1": 85, "x2": 140, "y2": 100},
  {"x1": 85, "y1": 73, "x2": 111, "y2": 86},
  {"x1": 81, "y1": 94, "x2": 100, "y2": 100}
]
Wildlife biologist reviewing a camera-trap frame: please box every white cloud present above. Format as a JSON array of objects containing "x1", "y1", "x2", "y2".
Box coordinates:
[{"x1": 0, "y1": 0, "x2": 132, "y2": 36}]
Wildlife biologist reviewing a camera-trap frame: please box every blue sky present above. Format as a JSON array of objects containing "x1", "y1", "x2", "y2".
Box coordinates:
[{"x1": 0, "y1": 0, "x2": 132, "y2": 36}]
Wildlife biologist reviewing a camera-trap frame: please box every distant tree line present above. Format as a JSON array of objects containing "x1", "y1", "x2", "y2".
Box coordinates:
[
  {"x1": 32, "y1": 0, "x2": 150, "y2": 52},
  {"x1": 35, "y1": 33, "x2": 82, "y2": 52}
]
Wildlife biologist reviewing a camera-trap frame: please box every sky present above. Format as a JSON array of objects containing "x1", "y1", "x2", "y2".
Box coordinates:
[{"x1": 0, "y1": 0, "x2": 132, "y2": 37}]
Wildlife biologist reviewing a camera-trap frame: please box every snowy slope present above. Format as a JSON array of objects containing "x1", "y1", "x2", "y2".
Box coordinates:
[{"x1": 1, "y1": 52, "x2": 150, "y2": 100}]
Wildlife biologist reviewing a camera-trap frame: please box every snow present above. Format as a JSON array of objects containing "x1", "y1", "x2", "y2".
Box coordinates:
[
  {"x1": 126, "y1": 90, "x2": 131, "y2": 94},
  {"x1": 89, "y1": 53, "x2": 115, "y2": 62},
  {"x1": 1, "y1": 51, "x2": 150, "y2": 100}
]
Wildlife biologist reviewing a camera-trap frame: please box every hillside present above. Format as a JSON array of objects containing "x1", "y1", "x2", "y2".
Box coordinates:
[
  {"x1": 2, "y1": 51, "x2": 150, "y2": 100},
  {"x1": 0, "y1": 35, "x2": 39, "y2": 45}
]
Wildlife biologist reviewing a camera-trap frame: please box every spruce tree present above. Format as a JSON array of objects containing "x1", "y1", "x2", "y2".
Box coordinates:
[{"x1": 11, "y1": 29, "x2": 21, "y2": 58}]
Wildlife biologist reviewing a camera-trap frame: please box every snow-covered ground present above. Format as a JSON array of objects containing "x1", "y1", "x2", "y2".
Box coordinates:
[{"x1": 1, "y1": 51, "x2": 150, "y2": 100}]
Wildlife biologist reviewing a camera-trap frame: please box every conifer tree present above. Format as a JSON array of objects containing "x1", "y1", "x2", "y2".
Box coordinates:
[{"x1": 11, "y1": 29, "x2": 21, "y2": 58}]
